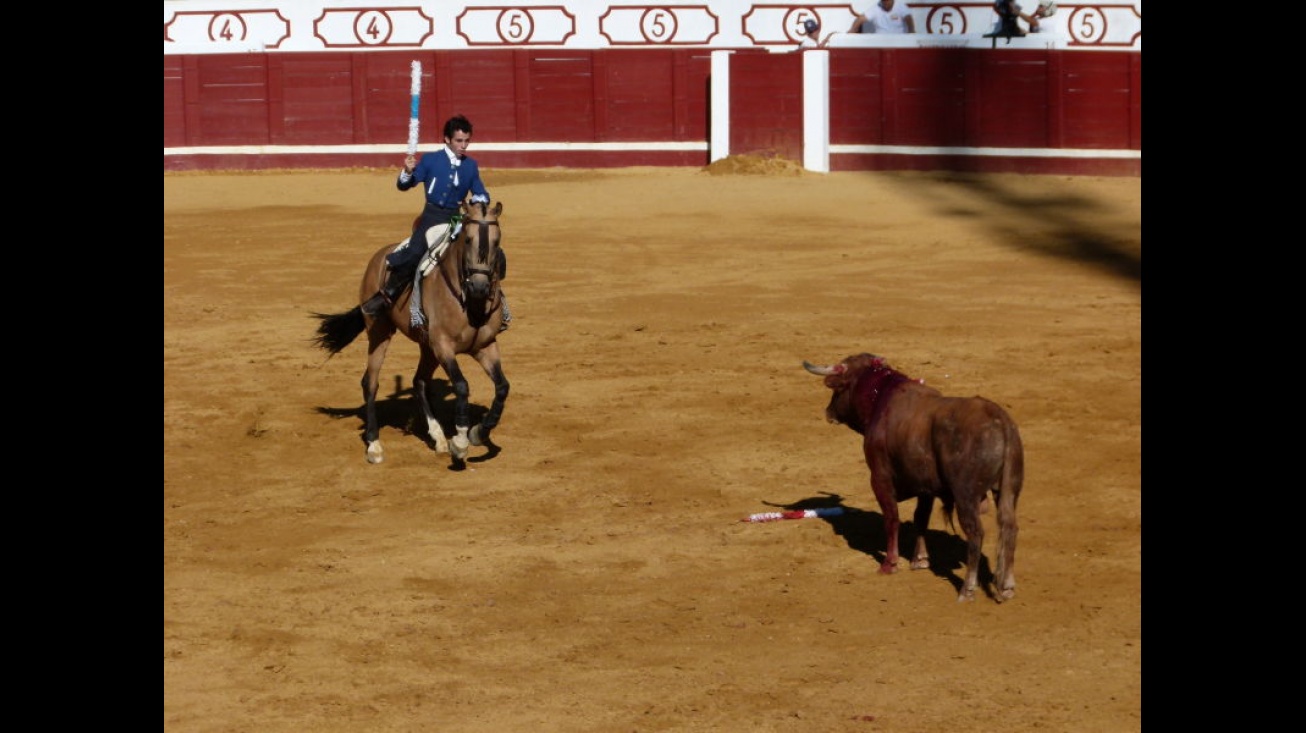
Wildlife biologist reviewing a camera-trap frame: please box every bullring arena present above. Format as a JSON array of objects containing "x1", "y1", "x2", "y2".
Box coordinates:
[{"x1": 163, "y1": 160, "x2": 1141, "y2": 731}]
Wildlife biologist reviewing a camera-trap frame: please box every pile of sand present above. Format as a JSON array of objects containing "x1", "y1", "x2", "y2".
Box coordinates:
[{"x1": 702, "y1": 153, "x2": 809, "y2": 176}]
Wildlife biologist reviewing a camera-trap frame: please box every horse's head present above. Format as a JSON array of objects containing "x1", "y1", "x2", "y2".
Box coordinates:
[{"x1": 457, "y1": 200, "x2": 503, "y2": 301}]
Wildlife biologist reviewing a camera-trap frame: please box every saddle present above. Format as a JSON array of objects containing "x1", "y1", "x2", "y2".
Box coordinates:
[{"x1": 387, "y1": 218, "x2": 461, "y2": 278}]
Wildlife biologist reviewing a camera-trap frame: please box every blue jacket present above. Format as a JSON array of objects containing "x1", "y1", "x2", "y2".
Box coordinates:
[{"x1": 398, "y1": 148, "x2": 490, "y2": 210}]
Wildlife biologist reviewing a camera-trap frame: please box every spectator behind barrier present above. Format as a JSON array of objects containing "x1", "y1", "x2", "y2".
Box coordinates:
[
  {"x1": 850, "y1": 0, "x2": 916, "y2": 34},
  {"x1": 795, "y1": 17, "x2": 832, "y2": 49},
  {"x1": 989, "y1": 0, "x2": 1057, "y2": 36}
]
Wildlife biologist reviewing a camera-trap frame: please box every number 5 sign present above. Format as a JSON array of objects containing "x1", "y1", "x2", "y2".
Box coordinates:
[
  {"x1": 600, "y1": 6, "x2": 719, "y2": 45},
  {"x1": 458, "y1": 7, "x2": 577, "y2": 45}
]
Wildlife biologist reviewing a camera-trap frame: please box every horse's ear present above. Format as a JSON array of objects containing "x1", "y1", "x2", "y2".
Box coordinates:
[{"x1": 492, "y1": 201, "x2": 503, "y2": 217}]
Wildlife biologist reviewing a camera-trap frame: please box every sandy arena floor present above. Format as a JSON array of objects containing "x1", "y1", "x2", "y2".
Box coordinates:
[{"x1": 164, "y1": 160, "x2": 1141, "y2": 732}]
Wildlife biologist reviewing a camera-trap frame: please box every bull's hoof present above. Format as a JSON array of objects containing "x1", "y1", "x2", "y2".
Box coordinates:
[
  {"x1": 366, "y1": 442, "x2": 384, "y2": 464},
  {"x1": 451, "y1": 433, "x2": 470, "y2": 460}
]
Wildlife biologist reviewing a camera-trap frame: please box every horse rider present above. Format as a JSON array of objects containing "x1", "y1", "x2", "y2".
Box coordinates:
[{"x1": 362, "y1": 114, "x2": 511, "y2": 330}]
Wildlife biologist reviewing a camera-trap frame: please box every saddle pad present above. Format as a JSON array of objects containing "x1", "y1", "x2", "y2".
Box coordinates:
[
  {"x1": 407, "y1": 222, "x2": 458, "y2": 328},
  {"x1": 419, "y1": 222, "x2": 456, "y2": 276}
]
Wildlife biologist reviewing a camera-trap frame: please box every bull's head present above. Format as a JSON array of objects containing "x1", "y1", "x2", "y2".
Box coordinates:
[{"x1": 803, "y1": 353, "x2": 888, "y2": 430}]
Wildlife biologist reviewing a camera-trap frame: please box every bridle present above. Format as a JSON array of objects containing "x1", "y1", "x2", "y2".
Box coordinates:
[
  {"x1": 438, "y1": 209, "x2": 501, "y2": 308},
  {"x1": 460, "y1": 216, "x2": 500, "y2": 284}
]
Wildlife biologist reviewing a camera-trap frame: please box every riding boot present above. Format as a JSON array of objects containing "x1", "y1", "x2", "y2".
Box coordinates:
[{"x1": 361, "y1": 267, "x2": 413, "y2": 316}]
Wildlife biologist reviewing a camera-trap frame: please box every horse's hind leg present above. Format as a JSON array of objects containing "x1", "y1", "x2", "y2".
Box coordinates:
[
  {"x1": 413, "y1": 346, "x2": 449, "y2": 454},
  {"x1": 361, "y1": 332, "x2": 393, "y2": 464}
]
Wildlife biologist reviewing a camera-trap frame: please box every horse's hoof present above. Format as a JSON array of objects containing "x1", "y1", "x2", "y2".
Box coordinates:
[
  {"x1": 366, "y1": 443, "x2": 384, "y2": 464},
  {"x1": 910, "y1": 558, "x2": 930, "y2": 570},
  {"x1": 996, "y1": 587, "x2": 1015, "y2": 603},
  {"x1": 469, "y1": 425, "x2": 484, "y2": 447},
  {"x1": 957, "y1": 587, "x2": 977, "y2": 603},
  {"x1": 451, "y1": 434, "x2": 470, "y2": 460}
]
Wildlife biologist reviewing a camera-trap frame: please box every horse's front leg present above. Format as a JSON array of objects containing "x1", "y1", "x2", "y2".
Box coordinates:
[
  {"x1": 468, "y1": 345, "x2": 509, "y2": 447},
  {"x1": 437, "y1": 353, "x2": 473, "y2": 461},
  {"x1": 413, "y1": 346, "x2": 449, "y2": 454}
]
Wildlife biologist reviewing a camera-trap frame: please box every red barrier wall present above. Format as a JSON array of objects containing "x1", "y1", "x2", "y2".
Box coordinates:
[{"x1": 163, "y1": 47, "x2": 1139, "y2": 175}]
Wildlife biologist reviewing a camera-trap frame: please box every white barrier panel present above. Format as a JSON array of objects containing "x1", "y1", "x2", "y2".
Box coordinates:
[
  {"x1": 710, "y1": 51, "x2": 733, "y2": 164},
  {"x1": 802, "y1": 50, "x2": 829, "y2": 173},
  {"x1": 163, "y1": 2, "x2": 1141, "y2": 54}
]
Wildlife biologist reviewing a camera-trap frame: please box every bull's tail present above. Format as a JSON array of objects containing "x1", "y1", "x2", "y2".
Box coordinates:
[
  {"x1": 938, "y1": 496, "x2": 957, "y2": 532},
  {"x1": 311, "y1": 306, "x2": 366, "y2": 356},
  {"x1": 992, "y1": 413, "x2": 1024, "y2": 602}
]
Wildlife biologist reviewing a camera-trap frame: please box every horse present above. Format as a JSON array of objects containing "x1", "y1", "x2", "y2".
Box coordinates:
[{"x1": 312, "y1": 200, "x2": 509, "y2": 466}]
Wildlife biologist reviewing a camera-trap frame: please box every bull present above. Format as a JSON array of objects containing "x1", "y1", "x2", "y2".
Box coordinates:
[{"x1": 802, "y1": 353, "x2": 1024, "y2": 602}]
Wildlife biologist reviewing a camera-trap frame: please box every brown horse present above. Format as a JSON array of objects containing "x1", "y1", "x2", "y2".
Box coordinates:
[{"x1": 312, "y1": 200, "x2": 509, "y2": 466}]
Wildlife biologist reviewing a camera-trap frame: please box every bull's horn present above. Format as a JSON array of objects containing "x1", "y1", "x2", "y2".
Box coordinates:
[{"x1": 802, "y1": 360, "x2": 837, "y2": 376}]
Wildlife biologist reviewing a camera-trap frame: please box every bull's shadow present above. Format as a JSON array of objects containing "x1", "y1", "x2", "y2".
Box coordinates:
[
  {"x1": 772, "y1": 493, "x2": 997, "y2": 599},
  {"x1": 314, "y1": 374, "x2": 500, "y2": 469}
]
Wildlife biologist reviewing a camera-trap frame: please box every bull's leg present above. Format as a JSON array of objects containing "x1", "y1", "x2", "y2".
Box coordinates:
[
  {"x1": 360, "y1": 329, "x2": 394, "y2": 464},
  {"x1": 870, "y1": 476, "x2": 901, "y2": 574},
  {"x1": 954, "y1": 498, "x2": 986, "y2": 602},
  {"x1": 468, "y1": 347, "x2": 509, "y2": 447},
  {"x1": 993, "y1": 488, "x2": 1020, "y2": 603},
  {"x1": 910, "y1": 496, "x2": 934, "y2": 570},
  {"x1": 413, "y1": 347, "x2": 449, "y2": 454}
]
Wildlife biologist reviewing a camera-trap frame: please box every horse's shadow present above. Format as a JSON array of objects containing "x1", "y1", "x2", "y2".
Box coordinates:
[
  {"x1": 314, "y1": 374, "x2": 501, "y2": 470},
  {"x1": 771, "y1": 493, "x2": 998, "y2": 600}
]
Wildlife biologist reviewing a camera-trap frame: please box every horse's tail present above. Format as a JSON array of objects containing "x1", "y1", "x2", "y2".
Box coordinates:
[
  {"x1": 311, "y1": 306, "x2": 366, "y2": 355},
  {"x1": 993, "y1": 409, "x2": 1024, "y2": 601}
]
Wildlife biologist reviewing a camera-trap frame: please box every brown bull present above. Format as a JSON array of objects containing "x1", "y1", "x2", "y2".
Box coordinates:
[{"x1": 803, "y1": 353, "x2": 1024, "y2": 602}]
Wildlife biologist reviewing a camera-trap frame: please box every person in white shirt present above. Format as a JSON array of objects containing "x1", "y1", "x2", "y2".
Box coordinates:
[
  {"x1": 1028, "y1": 1, "x2": 1057, "y2": 32},
  {"x1": 850, "y1": 0, "x2": 916, "y2": 34}
]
